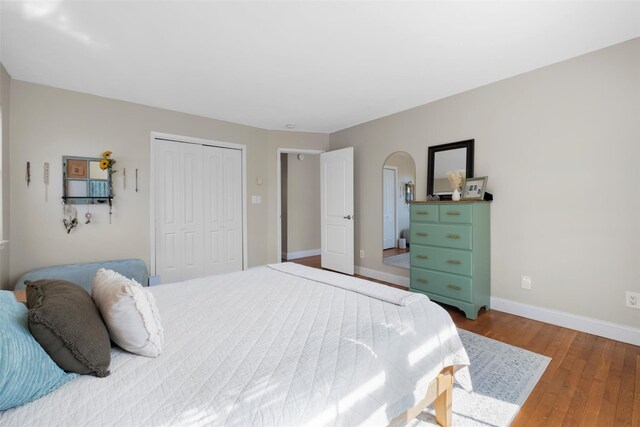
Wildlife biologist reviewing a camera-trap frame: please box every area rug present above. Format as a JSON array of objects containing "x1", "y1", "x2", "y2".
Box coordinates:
[
  {"x1": 410, "y1": 329, "x2": 551, "y2": 427},
  {"x1": 384, "y1": 252, "x2": 410, "y2": 269}
]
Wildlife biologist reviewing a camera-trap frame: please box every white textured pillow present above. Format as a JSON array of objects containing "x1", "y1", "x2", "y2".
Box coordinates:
[{"x1": 92, "y1": 268, "x2": 164, "y2": 357}]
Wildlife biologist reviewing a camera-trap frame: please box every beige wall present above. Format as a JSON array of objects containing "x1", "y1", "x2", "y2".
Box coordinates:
[
  {"x1": 9, "y1": 81, "x2": 328, "y2": 286},
  {"x1": 0, "y1": 64, "x2": 11, "y2": 289},
  {"x1": 330, "y1": 38, "x2": 640, "y2": 328},
  {"x1": 286, "y1": 153, "x2": 321, "y2": 255}
]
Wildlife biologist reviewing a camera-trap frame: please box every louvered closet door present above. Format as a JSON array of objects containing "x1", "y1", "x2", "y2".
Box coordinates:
[{"x1": 155, "y1": 141, "x2": 204, "y2": 283}]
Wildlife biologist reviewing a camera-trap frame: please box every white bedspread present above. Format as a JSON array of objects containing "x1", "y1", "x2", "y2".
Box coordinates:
[{"x1": 1, "y1": 264, "x2": 469, "y2": 426}]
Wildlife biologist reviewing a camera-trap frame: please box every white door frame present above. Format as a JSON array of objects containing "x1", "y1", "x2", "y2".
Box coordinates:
[
  {"x1": 149, "y1": 131, "x2": 248, "y2": 276},
  {"x1": 276, "y1": 148, "x2": 325, "y2": 263},
  {"x1": 382, "y1": 166, "x2": 398, "y2": 250}
]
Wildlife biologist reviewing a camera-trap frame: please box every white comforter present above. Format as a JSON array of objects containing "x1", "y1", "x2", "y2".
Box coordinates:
[{"x1": 1, "y1": 264, "x2": 469, "y2": 426}]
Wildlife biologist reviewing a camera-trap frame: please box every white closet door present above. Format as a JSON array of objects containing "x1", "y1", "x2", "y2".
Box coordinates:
[
  {"x1": 203, "y1": 146, "x2": 223, "y2": 275},
  {"x1": 221, "y1": 147, "x2": 243, "y2": 272},
  {"x1": 155, "y1": 141, "x2": 204, "y2": 283}
]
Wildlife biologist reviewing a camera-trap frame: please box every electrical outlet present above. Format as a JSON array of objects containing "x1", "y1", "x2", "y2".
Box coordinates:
[
  {"x1": 626, "y1": 291, "x2": 640, "y2": 309},
  {"x1": 360, "y1": 250, "x2": 365, "y2": 258},
  {"x1": 521, "y1": 275, "x2": 532, "y2": 290}
]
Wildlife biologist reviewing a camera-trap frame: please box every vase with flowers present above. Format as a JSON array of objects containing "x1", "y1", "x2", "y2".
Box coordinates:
[
  {"x1": 99, "y1": 151, "x2": 116, "y2": 222},
  {"x1": 447, "y1": 171, "x2": 464, "y2": 201}
]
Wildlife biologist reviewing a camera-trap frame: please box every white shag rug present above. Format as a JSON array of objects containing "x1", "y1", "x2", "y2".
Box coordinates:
[
  {"x1": 384, "y1": 252, "x2": 410, "y2": 269},
  {"x1": 410, "y1": 329, "x2": 551, "y2": 427}
]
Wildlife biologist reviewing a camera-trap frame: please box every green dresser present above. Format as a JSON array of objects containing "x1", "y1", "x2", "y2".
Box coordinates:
[{"x1": 409, "y1": 201, "x2": 490, "y2": 319}]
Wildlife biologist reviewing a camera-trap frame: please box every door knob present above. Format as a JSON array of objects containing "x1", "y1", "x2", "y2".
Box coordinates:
[{"x1": 344, "y1": 215, "x2": 352, "y2": 220}]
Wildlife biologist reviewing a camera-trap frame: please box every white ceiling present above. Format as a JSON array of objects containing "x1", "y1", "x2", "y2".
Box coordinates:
[{"x1": 2, "y1": 1, "x2": 639, "y2": 133}]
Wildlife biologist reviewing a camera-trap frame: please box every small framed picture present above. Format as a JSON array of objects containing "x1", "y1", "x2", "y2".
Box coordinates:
[
  {"x1": 67, "y1": 159, "x2": 87, "y2": 179},
  {"x1": 462, "y1": 176, "x2": 488, "y2": 200}
]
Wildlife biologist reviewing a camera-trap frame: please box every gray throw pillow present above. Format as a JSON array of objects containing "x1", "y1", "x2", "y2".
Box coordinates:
[{"x1": 26, "y1": 279, "x2": 111, "y2": 377}]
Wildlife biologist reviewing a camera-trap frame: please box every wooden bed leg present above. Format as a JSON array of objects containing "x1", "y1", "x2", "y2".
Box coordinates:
[
  {"x1": 434, "y1": 378, "x2": 452, "y2": 427},
  {"x1": 387, "y1": 367, "x2": 454, "y2": 427}
]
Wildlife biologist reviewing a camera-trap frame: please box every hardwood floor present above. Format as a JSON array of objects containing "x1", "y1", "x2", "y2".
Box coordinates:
[
  {"x1": 288, "y1": 255, "x2": 640, "y2": 426},
  {"x1": 383, "y1": 247, "x2": 410, "y2": 258}
]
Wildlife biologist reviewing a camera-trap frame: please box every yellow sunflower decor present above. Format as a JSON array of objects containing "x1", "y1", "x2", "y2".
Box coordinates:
[
  {"x1": 99, "y1": 151, "x2": 116, "y2": 224},
  {"x1": 99, "y1": 151, "x2": 116, "y2": 173}
]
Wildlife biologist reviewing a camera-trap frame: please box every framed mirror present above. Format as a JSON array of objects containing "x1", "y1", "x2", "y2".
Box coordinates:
[
  {"x1": 62, "y1": 156, "x2": 112, "y2": 204},
  {"x1": 427, "y1": 139, "x2": 474, "y2": 197},
  {"x1": 382, "y1": 151, "x2": 415, "y2": 269}
]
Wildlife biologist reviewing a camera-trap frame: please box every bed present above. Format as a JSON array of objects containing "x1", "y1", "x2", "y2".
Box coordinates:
[{"x1": 2, "y1": 262, "x2": 469, "y2": 426}]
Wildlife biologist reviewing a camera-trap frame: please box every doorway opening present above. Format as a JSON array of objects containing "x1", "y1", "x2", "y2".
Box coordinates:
[{"x1": 276, "y1": 148, "x2": 324, "y2": 262}]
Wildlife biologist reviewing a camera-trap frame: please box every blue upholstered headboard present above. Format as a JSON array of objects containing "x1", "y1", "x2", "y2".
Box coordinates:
[{"x1": 14, "y1": 259, "x2": 149, "y2": 293}]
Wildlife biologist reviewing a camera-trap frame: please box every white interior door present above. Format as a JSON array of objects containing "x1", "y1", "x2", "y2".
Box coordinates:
[
  {"x1": 382, "y1": 167, "x2": 396, "y2": 250},
  {"x1": 321, "y1": 147, "x2": 354, "y2": 275},
  {"x1": 155, "y1": 140, "x2": 204, "y2": 283}
]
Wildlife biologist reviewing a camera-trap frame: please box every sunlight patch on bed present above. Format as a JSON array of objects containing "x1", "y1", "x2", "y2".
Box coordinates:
[
  {"x1": 303, "y1": 372, "x2": 386, "y2": 427},
  {"x1": 344, "y1": 338, "x2": 378, "y2": 359},
  {"x1": 171, "y1": 407, "x2": 218, "y2": 426},
  {"x1": 243, "y1": 383, "x2": 280, "y2": 403},
  {"x1": 408, "y1": 326, "x2": 455, "y2": 366}
]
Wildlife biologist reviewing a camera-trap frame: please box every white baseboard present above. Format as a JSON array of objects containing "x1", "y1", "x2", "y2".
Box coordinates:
[
  {"x1": 284, "y1": 249, "x2": 321, "y2": 260},
  {"x1": 355, "y1": 266, "x2": 409, "y2": 288},
  {"x1": 351, "y1": 267, "x2": 639, "y2": 346},
  {"x1": 490, "y1": 297, "x2": 640, "y2": 346}
]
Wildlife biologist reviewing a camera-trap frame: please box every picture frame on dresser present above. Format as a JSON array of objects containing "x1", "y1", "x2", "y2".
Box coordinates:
[{"x1": 462, "y1": 176, "x2": 488, "y2": 200}]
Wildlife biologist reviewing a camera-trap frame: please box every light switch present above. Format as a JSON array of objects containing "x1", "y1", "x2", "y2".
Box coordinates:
[
  {"x1": 257, "y1": 177, "x2": 263, "y2": 185},
  {"x1": 251, "y1": 196, "x2": 262, "y2": 204}
]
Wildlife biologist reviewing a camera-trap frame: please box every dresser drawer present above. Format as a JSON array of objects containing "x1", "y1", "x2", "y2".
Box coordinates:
[
  {"x1": 411, "y1": 268, "x2": 473, "y2": 303},
  {"x1": 410, "y1": 204, "x2": 438, "y2": 222},
  {"x1": 439, "y1": 204, "x2": 472, "y2": 224},
  {"x1": 410, "y1": 223, "x2": 472, "y2": 250},
  {"x1": 411, "y1": 245, "x2": 472, "y2": 276}
]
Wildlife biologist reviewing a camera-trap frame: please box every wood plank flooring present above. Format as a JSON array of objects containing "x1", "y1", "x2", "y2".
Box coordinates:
[{"x1": 289, "y1": 255, "x2": 640, "y2": 426}]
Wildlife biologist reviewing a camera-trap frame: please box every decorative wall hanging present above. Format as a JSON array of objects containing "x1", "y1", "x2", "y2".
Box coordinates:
[
  {"x1": 62, "y1": 204, "x2": 78, "y2": 233},
  {"x1": 44, "y1": 162, "x2": 50, "y2": 202},
  {"x1": 62, "y1": 151, "x2": 116, "y2": 224}
]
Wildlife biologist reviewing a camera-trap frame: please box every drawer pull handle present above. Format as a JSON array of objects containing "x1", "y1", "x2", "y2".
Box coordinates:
[
  {"x1": 447, "y1": 284, "x2": 461, "y2": 291},
  {"x1": 417, "y1": 278, "x2": 428, "y2": 284},
  {"x1": 446, "y1": 211, "x2": 460, "y2": 216},
  {"x1": 416, "y1": 232, "x2": 429, "y2": 237},
  {"x1": 447, "y1": 260, "x2": 461, "y2": 265},
  {"x1": 417, "y1": 255, "x2": 429, "y2": 260},
  {"x1": 446, "y1": 234, "x2": 461, "y2": 239},
  {"x1": 416, "y1": 211, "x2": 429, "y2": 215}
]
